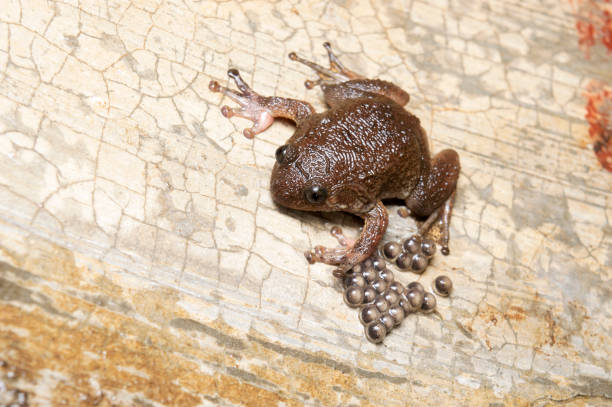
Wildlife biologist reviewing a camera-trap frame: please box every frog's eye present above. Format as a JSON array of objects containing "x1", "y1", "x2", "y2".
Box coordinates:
[
  {"x1": 304, "y1": 185, "x2": 328, "y2": 204},
  {"x1": 275, "y1": 144, "x2": 297, "y2": 165}
]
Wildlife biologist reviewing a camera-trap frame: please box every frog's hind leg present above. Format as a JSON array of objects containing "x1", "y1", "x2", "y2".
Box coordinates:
[
  {"x1": 290, "y1": 42, "x2": 411, "y2": 107},
  {"x1": 209, "y1": 69, "x2": 314, "y2": 138},
  {"x1": 405, "y1": 149, "x2": 460, "y2": 255},
  {"x1": 289, "y1": 42, "x2": 363, "y2": 88},
  {"x1": 414, "y1": 191, "x2": 455, "y2": 255},
  {"x1": 321, "y1": 80, "x2": 411, "y2": 107}
]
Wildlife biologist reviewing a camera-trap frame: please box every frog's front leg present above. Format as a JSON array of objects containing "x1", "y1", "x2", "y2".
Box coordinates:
[
  {"x1": 305, "y1": 201, "x2": 388, "y2": 274},
  {"x1": 209, "y1": 69, "x2": 314, "y2": 138}
]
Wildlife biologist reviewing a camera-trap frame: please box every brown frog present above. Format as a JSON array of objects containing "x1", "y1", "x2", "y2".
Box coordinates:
[{"x1": 209, "y1": 43, "x2": 460, "y2": 274}]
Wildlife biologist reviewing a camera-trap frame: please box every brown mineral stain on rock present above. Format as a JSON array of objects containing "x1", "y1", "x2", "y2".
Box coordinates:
[
  {"x1": 0, "y1": 305, "x2": 200, "y2": 406},
  {"x1": 0, "y1": 225, "x2": 594, "y2": 406},
  {"x1": 131, "y1": 286, "x2": 182, "y2": 324},
  {"x1": 23, "y1": 238, "x2": 90, "y2": 288},
  {"x1": 170, "y1": 317, "x2": 247, "y2": 350},
  {"x1": 504, "y1": 305, "x2": 526, "y2": 321},
  {"x1": 466, "y1": 296, "x2": 582, "y2": 355},
  {"x1": 0, "y1": 300, "x2": 310, "y2": 406},
  {"x1": 217, "y1": 374, "x2": 296, "y2": 407}
]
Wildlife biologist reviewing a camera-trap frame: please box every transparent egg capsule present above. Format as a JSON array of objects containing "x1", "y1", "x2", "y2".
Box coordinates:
[
  {"x1": 421, "y1": 292, "x2": 437, "y2": 313},
  {"x1": 383, "y1": 242, "x2": 402, "y2": 260},
  {"x1": 359, "y1": 304, "x2": 381, "y2": 325},
  {"x1": 433, "y1": 275, "x2": 453, "y2": 297},
  {"x1": 364, "y1": 321, "x2": 387, "y2": 344},
  {"x1": 343, "y1": 286, "x2": 364, "y2": 307}
]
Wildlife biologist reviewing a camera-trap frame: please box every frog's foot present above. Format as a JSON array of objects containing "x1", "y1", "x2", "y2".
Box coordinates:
[
  {"x1": 305, "y1": 201, "x2": 388, "y2": 276},
  {"x1": 437, "y1": 191, "x2": 455, "y2": 255},
  {"x1": 305, "y1": 244, "x2": 362, "y2": 275},
  {"x1": 330, "y1": 226, "x2": 357, "y2": 248},
  {"x1": 415, "y1": 190, "x2": 456, "y2": 256},
  {"x1": 289, "y1": 42, "x2": 363, "y2": 89},
  {"x1": 209, "y1": 69, "x2": 274, "y2": 139},
  {"x1": 304, "y1": 226, "x2": 364, "y2": 277}
]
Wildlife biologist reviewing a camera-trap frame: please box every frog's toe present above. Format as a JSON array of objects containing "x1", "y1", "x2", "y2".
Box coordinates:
[
  {"x1": 210, "y1": 69, "x2": 276, "y2": 138},
  {"x1": 304, "y1": 244, "x2": 366, "y2": 275},
  {"x1": 329, "y1": 226, "x2": 356, "y2": 248},
  {"x1": 321, "y1": 41, "x2": 363, "y2": 79},
  {"x1": 219, "y1": 105, "x2": 274, "y2": 139},
  {"x1": 289, "y1": 42, "x2": 360, "y2": 87},
  {"x1": 209, "y1": 69, "x2": 253, "y2": 102},
  {"x1": 304, "y1": 245, "x2": 345, "y2": 265}
]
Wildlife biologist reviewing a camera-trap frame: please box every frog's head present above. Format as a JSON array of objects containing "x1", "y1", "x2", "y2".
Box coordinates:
[
  {"x1": 270, "y1": 144, "x2": 373, "y2": 213},
  {"x1": 270, "y1": 144, "x2": 331, "y2": 212}
]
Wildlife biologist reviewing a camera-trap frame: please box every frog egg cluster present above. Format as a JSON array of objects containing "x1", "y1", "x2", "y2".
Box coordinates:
[
  {"x1": 341, "y1": 257, "x2": 439, "y2": 344},
  {"x1": 382, "y1": 235, "x2": 436, "y2": 274}
]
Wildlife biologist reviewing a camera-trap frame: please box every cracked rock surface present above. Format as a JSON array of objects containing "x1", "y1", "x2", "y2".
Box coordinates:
[{"x1": 0, "y1": 0, "x2": 611, "y2": 405}]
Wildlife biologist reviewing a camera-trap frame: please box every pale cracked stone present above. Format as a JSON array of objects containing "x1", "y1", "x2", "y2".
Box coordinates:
[
  {"x1": 214, "y1": 204, "x2": 255, "y2": 251},
  {"x1": 261, "y1": 268, "x2": 307, "y2": 320},
  {"x1": 0, "y1": 0, "x2": 611, "y2": 405}
]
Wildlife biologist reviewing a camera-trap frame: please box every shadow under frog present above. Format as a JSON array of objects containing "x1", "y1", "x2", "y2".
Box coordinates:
[{"x1": 209, "y1": 42, "x2": 460, "y2": 275}]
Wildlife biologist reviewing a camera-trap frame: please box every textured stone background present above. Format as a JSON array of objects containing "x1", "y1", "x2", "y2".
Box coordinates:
[{"x1": 0, "y1": 0, "x2": 611, "y2": 405}]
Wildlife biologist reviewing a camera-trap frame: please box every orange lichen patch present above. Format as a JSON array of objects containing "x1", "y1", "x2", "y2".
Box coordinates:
[
  {"x1": 569, "y1": 0, "x2": 612, "y2": 56},
  {"x1": 583, "y1": 80, "x2": 612, "y2": 171},
  {"x1": 568, "y1": 1, "x2": 612, "y2": 171}
]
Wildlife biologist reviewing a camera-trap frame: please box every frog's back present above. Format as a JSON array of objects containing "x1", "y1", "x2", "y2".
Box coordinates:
[{"x1": 290, "y1": 97, "x2": 429, "y2": 200}]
